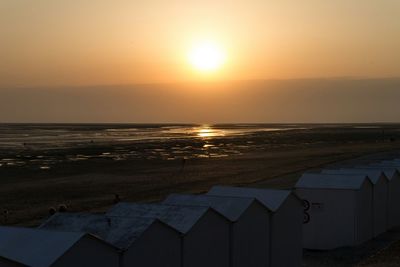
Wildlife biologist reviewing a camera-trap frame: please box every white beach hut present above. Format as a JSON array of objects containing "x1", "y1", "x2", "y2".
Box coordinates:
[
  {"x1": 40, "y1": 213, "x2": 181, "y2": 267},
  {"x1": 207, "y1": 186, "x2": 303, "y2": 267},
  {"x1": 163, "y1": 194, "x2": 270, "y2": 267},
  {"x1": 0, "y1": 256, "x2": 27, "y2": 267},
  {"x1": 295, "y1": 173, "x2": 373, "y2": 250},
  {"x1": 354, "y1": 166, "x2": 400, "y2": 228},
  {"x1": 107, "y1": 203, "x2": 231, "y2": 267},
  {"x1": 321, "y1": 168, "x2": 388, "y2": 236},
  {"x1": 0, "y1": 226, "x2": 119, "y2": 267}
]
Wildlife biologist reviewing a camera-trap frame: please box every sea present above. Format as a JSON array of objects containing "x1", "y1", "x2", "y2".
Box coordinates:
[
  {"x1": 0, "y1": 123, "x2": 310, "y2": 169},
  {"x1": 0, "y1": 123, "x2": 393, "y2": 170}
]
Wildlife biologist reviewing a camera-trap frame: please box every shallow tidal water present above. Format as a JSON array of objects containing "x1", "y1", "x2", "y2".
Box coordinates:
[{"x1": 0, "y1": 123, "x2": 397, "y2": 171}]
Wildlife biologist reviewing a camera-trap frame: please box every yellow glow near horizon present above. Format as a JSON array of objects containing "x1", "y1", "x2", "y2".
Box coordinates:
[{"x1": 188, "y1": 41, "x2": 226, "y2": 72}]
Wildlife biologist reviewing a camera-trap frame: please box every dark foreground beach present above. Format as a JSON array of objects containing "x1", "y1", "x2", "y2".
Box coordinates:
[{"x1": 2, "y1": 124, "x2": 400, "y2": 266}]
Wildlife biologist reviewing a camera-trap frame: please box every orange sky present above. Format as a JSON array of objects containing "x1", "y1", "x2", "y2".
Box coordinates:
[{"x1": 1, "y1": 0, "x2": 400, "y2": 87}]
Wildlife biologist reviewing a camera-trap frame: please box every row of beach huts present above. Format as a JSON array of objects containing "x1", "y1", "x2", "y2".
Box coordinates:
[{"x1": 1, "y1": 158, "x2": 400, "y2": 267}]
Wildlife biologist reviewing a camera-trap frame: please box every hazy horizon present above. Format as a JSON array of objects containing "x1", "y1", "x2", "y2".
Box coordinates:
[{"x1": 1, "y1": 78, "x2": 400, "y2": 124}]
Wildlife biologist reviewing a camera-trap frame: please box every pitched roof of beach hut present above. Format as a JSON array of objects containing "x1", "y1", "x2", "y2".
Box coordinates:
[
  {"x1": 163, "y1": 194, "x2": 259, "y2": 222},
  {"x1": 107, "y1": 203, "x2": 221, "y2": 234},
  {"x1": 296, "y1": 173, "x2": 370, "y2": 189},
  {"x1": 356, "y1": 166, "x2": 400, "y2": 179},
  {"x1": 343, "y1": 168, "x2": 387, "y2": 182},
  {"x1": 207, "y1": 186, "x2": 293, "y2": 212},
  {"x1": 40, "y1": 212, "x2": 176, "y2": 250},
  {"x1": 322, "y1": 168, "x2": 389, "y2": 183},
  {"x1": 372, "y1": 168, "x2": 400, "y2": 179},
  {"x1": 0, "y1": 226, "x2": 97, "y2": 267}
]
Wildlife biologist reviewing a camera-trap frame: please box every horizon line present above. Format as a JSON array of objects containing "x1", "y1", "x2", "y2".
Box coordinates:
[
  {"x1": 1, "y1": 122, "x2": 400, "y2": 125},
  {"x1": 2, "y1": 76, "x2": 400, "y2": 90}
]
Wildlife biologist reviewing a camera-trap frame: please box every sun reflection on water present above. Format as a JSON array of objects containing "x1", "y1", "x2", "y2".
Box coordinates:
[{"x1": 196, "y1": 126, "x2": 225, "y2": 138}]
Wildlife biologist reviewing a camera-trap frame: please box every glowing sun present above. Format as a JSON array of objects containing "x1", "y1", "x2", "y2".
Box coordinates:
[{"x1": 188, "y1": 41, "x2": 226, "y2": 72}]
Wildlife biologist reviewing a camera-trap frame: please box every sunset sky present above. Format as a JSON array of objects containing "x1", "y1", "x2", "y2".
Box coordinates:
[{"x1": 1, "y1": 1, "x2": 399, "y2": 123}]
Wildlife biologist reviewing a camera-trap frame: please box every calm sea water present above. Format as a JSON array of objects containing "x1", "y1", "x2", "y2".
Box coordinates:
[
  {"x1": 0, "y1": 123, "x2": 393, "y2": 170},
  {"x1": 0, "y1": 124, "x2": 305, "y2": 149},
  {"x1": 0, "y1": 123, "x2": 307, "y2": 169}
]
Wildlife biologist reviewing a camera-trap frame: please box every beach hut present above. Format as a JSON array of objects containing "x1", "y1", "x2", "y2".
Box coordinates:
[
  {"x1": 0, "y1": 256, "x2": 27, "y2": 267},
  {"x1": 107, "y1": 203, "x2": 231, "y2": 267},
  {"x1": 163, "y1": 194, "x2": 270, "y2": 267},
  {"x1": 321, "y1": 168, "x2": 388, "y2": 236},
  {"x1": 0, "y1": 226, "x2": 119, "y2": 267},
  {"x1": 40, "y1": 213, "x2": 181, "y2": 267},
  {"x1": 207, "y1": 186, "x2": 303, "y2": 267},
  {"x1": 354, "y1": 166, "x2": 400, "y2": 228},
  {"x1": 295, "y1": 173, "x2": 373, "y2": 250}
]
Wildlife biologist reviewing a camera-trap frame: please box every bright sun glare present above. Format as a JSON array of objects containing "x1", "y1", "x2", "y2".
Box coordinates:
[{"x1": 188, "y1": 41, "x2": 226, "y2": 72}]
